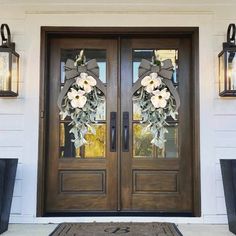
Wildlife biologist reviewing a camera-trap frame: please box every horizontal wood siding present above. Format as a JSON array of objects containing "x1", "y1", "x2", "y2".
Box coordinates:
[{"x1": 0, "y1": 0, "x2": 236, "y2": 223}]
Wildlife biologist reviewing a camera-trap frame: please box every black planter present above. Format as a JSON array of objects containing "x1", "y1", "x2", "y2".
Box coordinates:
[
  {"x1": 220, "y1": 159, "x2": 236, "y2": 235},
  {"x1": 0, "y1": 159, "x2": 18, "y2": 234}
]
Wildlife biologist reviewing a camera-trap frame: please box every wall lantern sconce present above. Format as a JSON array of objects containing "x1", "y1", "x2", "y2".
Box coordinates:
[
  {"x1": 219, "y1": 23, "x2": 236, "y2": 96},
  {"x1": 0, "y1": 24, "x2": 19, "y2": 97}
]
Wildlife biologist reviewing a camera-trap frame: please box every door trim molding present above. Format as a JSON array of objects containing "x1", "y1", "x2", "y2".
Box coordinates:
[{"x1": 37, "y1": 27, "x2": 200, "y2": 217}]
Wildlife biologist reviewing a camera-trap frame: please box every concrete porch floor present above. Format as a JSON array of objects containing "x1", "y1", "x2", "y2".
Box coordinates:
[{"x1": 0, "y1": 224, "x2": 235, "y2": 236}]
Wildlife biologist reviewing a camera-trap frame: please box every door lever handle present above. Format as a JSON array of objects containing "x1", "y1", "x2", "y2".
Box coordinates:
[
  {"x1": 110, "y1": 112, "x2": 116, "y2": 152},
  {"x1": 123, "y1": 112, "x2": 129, "y2": 152}
]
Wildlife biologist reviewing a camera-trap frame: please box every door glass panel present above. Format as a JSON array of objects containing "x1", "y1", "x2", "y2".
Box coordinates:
[
  {"x1": 133, "y1": 101, "x2": 142, "y2": 121},
  {"x1": 61, "y1": 49, "x2": 107, "y2": 83},
  {"x1": 84, "y1": 124, "x2": 106, "y2": 158},
  {"x1": 60, "y1": 122, "x2": 80, "y2": 158},
  {"x1": 133, "y1": 123, "x2": 153, "y2": 158},
  {"x1": 133, "y1": 123, "x2": 179, "y2": 159},
  {"x1": 157, "y1": 50, "x2": 178, "y2": 85},
  {"x1": 132, "y1": 49, "x2": 152, "y2": 83},
  {"x1": 60, "y1": 122, "x2": 106, "y2": 158},
  {"x1": 132, "y1": 49, "x2": 179, "y2": 159},
  {"x1": 59, "y1": 48, "x2": 107, "y2": 159},
  {"x1": 95, "y1": 99, "x2": 106, "y2": 121},
  {"x1": 157, "y1": 125, "x2": 179, "y2": 158},
  {"x1": 132, "y1": 49, "x2": 179, "y2": 85}
]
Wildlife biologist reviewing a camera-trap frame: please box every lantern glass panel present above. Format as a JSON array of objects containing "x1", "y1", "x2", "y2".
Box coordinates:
[
  {"x1": 219, "y1": 52, "x2": 225, "y2": 94},
  {"x1": 227, "y1": 51, "x2": 236, "y2": 90},
  {"x1": 0, "y1": 52, "x2": 10, "y2": 92},
  {"x1": 11, "y1": 53, "x2": 19, "y2": 94}
]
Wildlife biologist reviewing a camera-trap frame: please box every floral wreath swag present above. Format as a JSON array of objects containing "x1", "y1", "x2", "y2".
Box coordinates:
[{"x1": 58, "y1": 50, "x2": 180, "y2": 149}]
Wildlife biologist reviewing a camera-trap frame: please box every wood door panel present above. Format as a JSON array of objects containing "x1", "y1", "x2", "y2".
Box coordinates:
[
  {"x1": 131, "y1": 195, "x2": 189, "y2": 211},
  {"x1": 120, "y1": 37, "x2": 193, "y2": 213},
  {"x1": 133, "y1": 171, "x2": 178, "y2": 193},
  {"x1": 59, "y1": 170, "x2": 106, "y2": 193},
  {"x1": 47, "y1": 195, "x2": 109, "y2": 211},
  {"x1": 45, "y1": 38, "x2": 118, "y2": 213}
]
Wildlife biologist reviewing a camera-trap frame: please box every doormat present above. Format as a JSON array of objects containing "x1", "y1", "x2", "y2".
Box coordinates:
[{"x1": 49, "y1": 222, "x2": 183, "y2": 236}]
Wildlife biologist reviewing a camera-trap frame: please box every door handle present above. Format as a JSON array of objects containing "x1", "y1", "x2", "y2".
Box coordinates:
[
  {"x1": 123, "y1": 112, "x2": 129, "y2": 152},
  {"x1": 110, "y1": 112, "x2": 116, "y2": 152}
]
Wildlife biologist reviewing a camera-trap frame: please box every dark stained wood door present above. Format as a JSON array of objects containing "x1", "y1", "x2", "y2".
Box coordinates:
[
  {"x1": 45, "y1": 38, "x2": 118, "y2": 212},
  {"x1": 120, "y1": 38, "x2": 193, "y2": 213},
  {"x1": 45, "y1": 35, "x2": 194, "y2": 215}
]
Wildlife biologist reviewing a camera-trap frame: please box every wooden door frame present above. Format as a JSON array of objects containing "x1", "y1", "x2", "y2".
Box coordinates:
[{"x1": 37, "y1": 27, "x2": 200, "y2": 217}]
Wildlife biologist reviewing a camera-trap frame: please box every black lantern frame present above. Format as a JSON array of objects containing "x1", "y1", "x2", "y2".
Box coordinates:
[
  {"x1": 218, "y1": 24, "x2": 236, "y2": 96},
  {"x1": 0, "y1": 24, "x2": 19, "y2": 97}
]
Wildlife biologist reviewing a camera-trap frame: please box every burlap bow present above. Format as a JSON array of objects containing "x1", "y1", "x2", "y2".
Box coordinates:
[
  {"x1": 138, "y1": 59, "x2": 180, "y2": 110},
  {"x1": 64, "y1": 58, "x2": 99, "y2": 79},
  {"x1": 139, "y1": 58, "x2": 173, "y2": 79},
  {"x1": 57, "y1": 58, "x2": 101, "y2": 111}
]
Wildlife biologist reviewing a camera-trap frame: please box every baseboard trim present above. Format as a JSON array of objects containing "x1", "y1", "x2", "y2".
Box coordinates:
[{"x1": 9, "y1": 214, "x2": 227, "y2": 224}]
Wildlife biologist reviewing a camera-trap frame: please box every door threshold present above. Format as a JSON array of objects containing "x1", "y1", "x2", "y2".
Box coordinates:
[{"x1": 44, "y1": 212, "x2": 193, "y2": 217}]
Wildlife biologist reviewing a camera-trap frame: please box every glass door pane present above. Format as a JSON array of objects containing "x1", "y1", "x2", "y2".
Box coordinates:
[
  {"x1": 132, "y1": 49, "x2": 179, "y2": 158},
  {"x1": 59, "y1": 49, "x2": 107, "y2": 158}
]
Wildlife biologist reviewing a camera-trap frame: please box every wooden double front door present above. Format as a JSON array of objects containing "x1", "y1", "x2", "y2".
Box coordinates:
[{"x1": 42, "y1": 31, "x2": 198, "y2": 216}]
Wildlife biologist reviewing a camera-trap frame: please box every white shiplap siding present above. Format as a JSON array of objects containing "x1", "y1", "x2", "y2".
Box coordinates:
[
  {"x1": 0, "y1": 0, "x2": 235, "y2": 224},
  {"x1": 0, "y1": 16, "x2": 25, "y2": 217}
]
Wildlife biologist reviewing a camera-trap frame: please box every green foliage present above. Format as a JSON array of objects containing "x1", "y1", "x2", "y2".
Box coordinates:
[
  {"x1": 133, "y1": 124, "x2": 152, "y2": 157},
  {"x1": 133, "y1": 80, "x2": 178, "y2": 149},
  {"x1": 60, "y1": 83, "x2": 105, "y2": 148}
]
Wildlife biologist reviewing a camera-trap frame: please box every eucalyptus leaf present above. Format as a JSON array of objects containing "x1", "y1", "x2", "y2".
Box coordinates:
[
  {"x1": 133, "y1": 75, "x2": 179, "y2": 149},
  {"x1": 60, "y1": 79, "x2": 105, "y2": 149}
]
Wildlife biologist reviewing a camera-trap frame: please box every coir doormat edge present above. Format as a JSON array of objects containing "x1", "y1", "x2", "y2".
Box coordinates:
[{"x1": 49, "y1": 222, "x2": 183, "y2": 236}]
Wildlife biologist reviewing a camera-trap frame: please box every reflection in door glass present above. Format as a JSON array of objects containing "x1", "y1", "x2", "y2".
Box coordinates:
[
  {"x1": 95, "y1": 99, "x2": 106, "y2": 121},
  {"x1": 157, "y1": 125, "x2": 179, "y2": 158},
  {"x1": 133, "y1": 124, "x2": 153, "y2": 158},
  {"x1": 60, "y1": 122, "x2": 80, "y2": 158},
  {"x1": 133, "y1": 123, "x2": 179, "y2": 159},
  {"x1": 133, "y1": 101, "x2": 142, "y2": 121},
  {"x1": 132, "y1": 49, "x2": 178, "y2": 84},
  {"x1": 60, "y1": 122, "x2": 106, "y2": 158},
  {"x1": 84, "y1": 124, "x2": 106, "y2": 158},
  {"x1": 61, "y1": 49, "x2": 107, "y2": 83}
]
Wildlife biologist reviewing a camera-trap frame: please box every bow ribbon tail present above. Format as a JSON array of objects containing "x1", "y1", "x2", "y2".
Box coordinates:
[
  {"x1": 161, "y1": 59, "x2": 173, "y2": 70},
  {"x1": 138, "y1": 59, "x2": 152, "y2": 78},
  {"x1": 162, "y1": 78, "x2": 180, "y2": 110},
  {"x1": 65, "y1": 59, "x2": 76, "y2": 69},
  {"x1": 95, "y1": 78, "x2": 107, "y2": 96},
  {"x1": 86, "y1": 67, "x2": 100, "y2": 81},
  {"x1": 85, "y1": 59, "x2": 107, "y2": 96},
  {"x1": 85, "y1": 59, "x2": 100, "y2": 79},
  {"x1": 65, "y1": 70, "x2": 79, "y2": 80},
  {"x1": 138, "y1": 68, "x2": 149, "y2": 78},
  {"x1": 158, "y1": 70, "x2": 173, "y2": 80},
  {"x1": 57, "y1": 78, "x2": 76, "y2": 111},
  {"x1": 64, "y1": 58, "x2": 80, "y2": 80}
]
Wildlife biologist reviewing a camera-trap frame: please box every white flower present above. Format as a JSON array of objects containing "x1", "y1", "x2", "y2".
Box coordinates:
[
  {"x1": 67, "y1": 88, "x2": 87, "y2": 108},
  {"x1": 76, "y1": 72, "x2": 97, "y2": 93},
  {"x1": 141, "y1": 72, "x2": 162, "y2": 93},
  {"x1": 151, "y1": 88, "x2": 170, "y2": 108}
]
